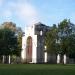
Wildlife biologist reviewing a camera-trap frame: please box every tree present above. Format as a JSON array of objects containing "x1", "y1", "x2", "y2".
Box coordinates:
[
  {"x1": 66, "y1": 34, "x2": 75, "y2": 58},
  {"x1": 0, "y1": 28, "x2": 18, "y2": 54},
  {"x1": 1, "y1": 22, "x2": 16, "y2": 31},
  {"x1": 16, "y1": 27, "x2": 23, "y2": 56},
  {"x1": 58, "y1": 19, "x2": 75, "y2": 64},
  {"x1": 1, "y1": 22, "x2": 23, "y2": 56},
  {"x1": 45, "y1": 19, "x2": 75, "y2": 64},
  {"x1": 58, "y1": 19, "x2": 72, "y2": 37},
  {"x1": 0, "y1": 22, "x2": 23, "y2": 63},
  {"x1": 45, "y1": 24, "x2": 58, "y2": 54},
  {"x1": 0, "y1": 28, "x2": 18, "y2": 63}
]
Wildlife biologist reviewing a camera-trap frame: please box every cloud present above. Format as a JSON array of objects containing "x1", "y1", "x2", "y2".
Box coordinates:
[
  {"x1": 16, "y1": 3, "x2": 39, "y2": 25},
  {"x1": 8, "y1": 0, "x2": 39, "y2": 25},
  {"x1": 0, "y1": 0, "x2": 39, "y2": 26}
]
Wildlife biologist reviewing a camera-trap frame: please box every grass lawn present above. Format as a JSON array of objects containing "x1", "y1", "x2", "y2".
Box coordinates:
[{"x1": 0, "y1": 64, "x2": 75, "y2": 75}]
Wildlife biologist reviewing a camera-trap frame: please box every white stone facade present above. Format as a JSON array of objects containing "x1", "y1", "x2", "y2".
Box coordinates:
[
  {"x1": 21, "y1": 23, "x2": 49, "y2": 63},
  {"x1": 21, "y1": 25, "x2": 37, "y2": 63}
]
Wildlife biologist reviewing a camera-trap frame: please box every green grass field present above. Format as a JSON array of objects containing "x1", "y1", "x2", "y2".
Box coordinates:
[{"x1": 0, "y1": 64, "x2": 75, "y2": 75}]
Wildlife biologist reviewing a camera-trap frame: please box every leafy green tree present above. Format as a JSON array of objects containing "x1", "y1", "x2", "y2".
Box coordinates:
[
  {"x1": 58, "y1": 19, "x2": 72, "y2": 37},
  {"x1": 45, "y1": 19, "x2": 75, "y2": 60},
  {"x1": 67, "y1": 34, "x2": 75, "y2": 58},
  {"x1": 58, "y1": 19, "x2": 75, "y2": 59},
  {"x1": 45, "y1": 24, "x2": 59, "y2": 54},
  {"x1": 0, "y1": 28, "x2": 18, "y2": 56},
  {"x1": 1, "y1": 22, "x2": 23, "y2": 56},
  {"x1": 16, "y1": 27, "x2": 23, "y2": 56}
]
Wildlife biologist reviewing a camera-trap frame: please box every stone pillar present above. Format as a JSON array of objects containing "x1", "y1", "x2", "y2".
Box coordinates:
[
  {"x1": 44, "y1": 52, "x2": 47, "y2": 63},
  {"x1": 32, "y1": 35, "x2": 37, "y2": 63},
  {"x1": 21, "y1": 36, "x2": 26, "y2": 63},
  {"x1": 57, "y1": 54, "x2": 60, "y2": 64},
  {"x1": 2, "y1": 55, "x2": 5, "y2": 63},
  {"x1": 63, "y1": 54, "x2": 66, "y2": 64},
  {"x1": 9, "y1": 55, "x2": 11, "y2": 64}
]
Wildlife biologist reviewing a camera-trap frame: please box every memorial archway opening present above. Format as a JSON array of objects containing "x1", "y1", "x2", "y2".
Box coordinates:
[{"x1": 26, "y1": 36, "x2": 32, "y2": 62}]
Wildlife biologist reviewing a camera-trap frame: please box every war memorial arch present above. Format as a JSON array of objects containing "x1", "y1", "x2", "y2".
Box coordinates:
[{"x1": 21, "y1": 22, "x2": 50, "y2": 63}]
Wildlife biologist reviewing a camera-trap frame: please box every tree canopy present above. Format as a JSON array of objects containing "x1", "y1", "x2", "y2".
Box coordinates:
[
  {"x1": 45, "y1": 19, "x2": 75, "y2": 58},
  {"x1": 0, "y1": 22, "x2": 23, "y2": 56},
  {"x1": 0, "y1": 28, "x2": 18, "y2": 55}
]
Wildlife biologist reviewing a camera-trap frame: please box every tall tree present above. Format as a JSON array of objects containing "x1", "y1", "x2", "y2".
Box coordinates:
[
  {"x1": 0, "y1": 28, "x2": 18, "y2": 56},
  {"x1": 45, "y1": 24, "x2": 58, "y2": 54},
  {"x1": 58, "y1": 19, "x2": 73, "y2": 54},
  {"x1": 1, "y1": 22, "x2": 23, "y2": 56},
  {"x1": 45, "y1": 19, "x2": 75, "y2": 64}
]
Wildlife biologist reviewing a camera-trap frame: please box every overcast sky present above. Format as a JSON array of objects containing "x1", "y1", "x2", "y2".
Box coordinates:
[{"x1": 0, "y1": 0, "x2": 75, "y2": 31}]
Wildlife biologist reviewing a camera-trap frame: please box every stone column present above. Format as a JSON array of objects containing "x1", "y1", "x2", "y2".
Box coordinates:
[
  {"x1": 44, "y1": 52, "x2": 47, "y2": 63},
  {"x1": 63, "y1": 54, "x2": 67, "y2": 64},
  {"x1": 57, "y1": 54, "x2": 60, "y2": 64},
  {"x1": 2, "y1": 55, "x2": 5, "y2": 63},
  {"x1": 9, "y1": 55, "x2": 11, "y2": 64}
]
